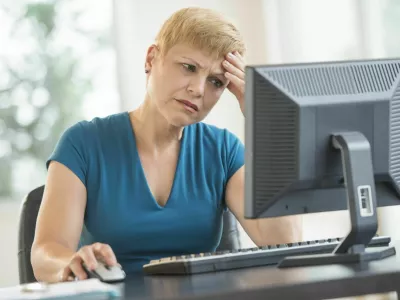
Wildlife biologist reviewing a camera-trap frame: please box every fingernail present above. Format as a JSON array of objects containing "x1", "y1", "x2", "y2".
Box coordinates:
[{"x1": 227, "y1": 53, "x2": 234, "y2": 58}]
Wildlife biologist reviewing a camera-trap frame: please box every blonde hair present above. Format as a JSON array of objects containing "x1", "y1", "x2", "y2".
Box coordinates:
[{"x1": 155, "y1": 7, "x2": 246, "y2": 59}]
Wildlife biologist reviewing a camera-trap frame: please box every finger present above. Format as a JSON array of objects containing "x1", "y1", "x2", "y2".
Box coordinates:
[
  {"x1": 224, "y1": 71, "x2": 244, "y2": 88},
  {"x1": 223, "y1": 60, "x2": 244, "y2": 80},
  {"x1": 225, "y1": 52, "x2": 245, "y2": 72},
  {"x1": 233, "y1": 51, "x2": 246, "y2": 69},
  {"x1": 69, "y1": 256, "x2": 88, "y2": 280},
  {"x1": 92, "y1": 243, "x2": 117, "y2": 266},
  {"x1": 79, "y1": 246, "x2": 99, "y2": 270},
  {"x1": 59, "y1": 267, "x2": 73, "y2": 282},
  {"x1": 234, "y1": 51, "x2": 245, "y2": 62}
]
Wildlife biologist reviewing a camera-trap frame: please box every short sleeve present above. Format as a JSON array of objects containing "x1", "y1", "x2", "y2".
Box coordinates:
[
  {"x1": 224, "y1": 129, "x2": 245, "y2": 180},
  {"x1": 46, "y1": 122, "x2": 88, "y2": 186}
]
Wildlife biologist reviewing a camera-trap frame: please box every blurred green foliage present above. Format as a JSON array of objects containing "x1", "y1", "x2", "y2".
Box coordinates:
[{"x1": 0, "y1": 0, "x2": 108, "y2": 198}]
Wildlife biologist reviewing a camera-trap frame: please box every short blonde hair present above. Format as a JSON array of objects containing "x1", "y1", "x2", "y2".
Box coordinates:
[{"x1": 155, "y1": 7, "x2": 246, "y2": 59}]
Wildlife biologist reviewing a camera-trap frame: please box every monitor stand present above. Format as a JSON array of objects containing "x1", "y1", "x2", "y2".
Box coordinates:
[{"x1": 278, "y1": 132, "x2": 396, "y2": 268}]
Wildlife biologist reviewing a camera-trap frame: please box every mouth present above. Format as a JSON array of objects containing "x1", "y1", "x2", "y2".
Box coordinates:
[{"x1": 176, "y1": 99, "x2": 199, "y2": 112}]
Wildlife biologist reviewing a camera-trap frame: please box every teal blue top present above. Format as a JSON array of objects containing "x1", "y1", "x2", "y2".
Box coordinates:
[{"x1": 47, "y1": 112, "x2": 244, "y2": 273}]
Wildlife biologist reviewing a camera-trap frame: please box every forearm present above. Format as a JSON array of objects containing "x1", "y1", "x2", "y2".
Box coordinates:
[
  {"x1": 31, "y1": 241, "x2": 75, "y2": 283},
  {"x1": 253, "y1": 215, "x2": 303, "y2": 246}
]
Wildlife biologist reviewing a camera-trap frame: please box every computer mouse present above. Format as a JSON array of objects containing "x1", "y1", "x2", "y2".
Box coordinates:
[{"x1": 83, "y1": 262, "x2": 126, "y2": 283}]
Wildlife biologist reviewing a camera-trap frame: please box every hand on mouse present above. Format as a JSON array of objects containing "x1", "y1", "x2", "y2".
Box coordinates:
[{"x1": 58, "y1": 242, "x2": 118, "y2": 282}]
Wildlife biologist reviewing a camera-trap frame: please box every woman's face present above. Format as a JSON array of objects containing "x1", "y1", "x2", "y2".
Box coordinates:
[{"x1": 145, "y1": 43, "x2": 229, "y2": 127}]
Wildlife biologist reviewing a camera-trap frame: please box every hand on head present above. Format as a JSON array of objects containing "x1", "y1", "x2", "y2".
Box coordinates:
[
  {"x1": 223, "y1": 51, "x2": 246, "y2": 114},
  {"x1": 58, "y1": 242, "x2": 118, "y2": 281}
]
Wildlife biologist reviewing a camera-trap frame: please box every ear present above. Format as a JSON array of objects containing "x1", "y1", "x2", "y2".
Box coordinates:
[{"x1": 144, "y1": 44, "x2": 159, "y2": 72}]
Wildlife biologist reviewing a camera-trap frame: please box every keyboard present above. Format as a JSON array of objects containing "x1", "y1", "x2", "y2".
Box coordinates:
[{"x1": 143, "y1": 235, "x2": 391, "y2": 275}]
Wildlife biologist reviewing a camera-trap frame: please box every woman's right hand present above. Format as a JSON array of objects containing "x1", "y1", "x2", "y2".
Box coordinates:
[{"x1": 58, "y1": 242, "x2": 118, "y2": 282}]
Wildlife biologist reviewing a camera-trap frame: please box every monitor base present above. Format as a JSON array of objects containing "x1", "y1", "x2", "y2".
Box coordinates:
[{"x1": 278, "y1": 245, "x2": 396, "y2": 268}]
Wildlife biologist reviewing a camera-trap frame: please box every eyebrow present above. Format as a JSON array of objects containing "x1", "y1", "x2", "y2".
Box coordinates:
[{"x1": 181, "y1": 56, "x2": 225, "y2": 77}]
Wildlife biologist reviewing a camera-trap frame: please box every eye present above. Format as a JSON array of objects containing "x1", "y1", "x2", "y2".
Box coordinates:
[
  {"x1": 182, "y1": 63, "x2": 196, "y2": 72},
  {"x1": 209, "y1": 78, "x2": 224, "y2": 88}
]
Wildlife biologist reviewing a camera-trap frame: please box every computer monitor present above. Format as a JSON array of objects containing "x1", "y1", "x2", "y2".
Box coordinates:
[{"x1": 244, "y1": 58, "x2": 400, "y2": 267}]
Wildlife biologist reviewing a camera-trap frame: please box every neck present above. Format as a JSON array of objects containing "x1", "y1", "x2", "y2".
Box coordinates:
[{"x1": 130, "y1": 93, "x2": 183, "y2": 153}]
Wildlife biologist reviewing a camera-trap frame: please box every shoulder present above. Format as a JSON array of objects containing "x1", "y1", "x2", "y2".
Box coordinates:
[
  {"x1": 189, "y1": 122, "x2": 242, "y2": 146},
  {"x1": 62, "y1": 112, "x2": 130, "y2": 141},
  {"x1": 188, "y1": 122, "x2": 244, "y2": 168},
  {"x1": 51, "y1": 111, "x2": 130, "y2": 162},
  {"x1": 46, "y1": 112, "x2": 131, "y2": 182},
  {"x1": 188, "y1": 122, "x2": 244, "y2": 183}
]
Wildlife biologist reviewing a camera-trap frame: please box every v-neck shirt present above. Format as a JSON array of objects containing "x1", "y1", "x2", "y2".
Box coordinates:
[{"x1": 46, "y1": 112, "x2": 244, "y2": 273}]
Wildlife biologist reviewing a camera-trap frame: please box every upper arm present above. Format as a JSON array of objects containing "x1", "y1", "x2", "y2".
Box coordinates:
[
  {"x1": 33, "y1": 123, "x2": 90, "y2": 251},
  {"x1": 221, "y1": 131, "x2": 260, "y2": 242},
  {"x1": 222, "y1": 127, "x2": 303, "y2": 245},
  {"x1": 224, "y1": 166, "x2": 259, "y2": 241},
  {"x1": 220, "y1": 129, "x2": 302, "y2": 245},
  {"x1": 225, "y1": 166, "x2": 303, "y2": 246},
  {"x1": 33, "y1": 161, "x2": 87, "y2": 250}
]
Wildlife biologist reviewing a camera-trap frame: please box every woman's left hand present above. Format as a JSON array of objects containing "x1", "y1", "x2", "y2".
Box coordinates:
[{"x1": 223, "y1": 51, "x2": 246, "y2": 115}]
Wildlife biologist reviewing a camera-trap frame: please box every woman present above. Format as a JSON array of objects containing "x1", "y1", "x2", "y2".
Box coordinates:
[{"x1": 31, "y1": 7, "x2": 302, "y2": 283}]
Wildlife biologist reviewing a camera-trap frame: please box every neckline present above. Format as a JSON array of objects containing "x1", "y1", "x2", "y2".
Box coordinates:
[{"x1": 124, "y1": 111, "x2": 186, "y2": 209}]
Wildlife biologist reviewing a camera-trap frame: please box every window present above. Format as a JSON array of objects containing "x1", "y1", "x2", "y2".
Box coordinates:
[{"x1": 0, "y1": 0, "x2": 118, "y2": 201}]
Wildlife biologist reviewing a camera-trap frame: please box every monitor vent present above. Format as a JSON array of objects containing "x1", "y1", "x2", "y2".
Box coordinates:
[
  {"x1": 263, "y1": 62, "x2": 400, "y2": 97},
  {"x1": 390, "y1": 81, "x2": 400, "y2": 186},
  {"x1": 253, "y1": 73, "x2": 298, "y2": 212}
]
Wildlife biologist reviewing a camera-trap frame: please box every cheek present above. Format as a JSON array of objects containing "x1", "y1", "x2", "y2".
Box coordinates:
[
  {"x1": 203, "y1": 89, "x2": 223, "y2": 109},
  {"x1": 149, "y1": 74, "x2": 173, "y2": 100},
  {"x1": 160, "y1": 71, "x2": 189, "y2": 95}
]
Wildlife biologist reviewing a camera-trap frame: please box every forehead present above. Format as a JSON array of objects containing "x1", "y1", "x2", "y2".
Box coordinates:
[{"x1": 166, "y1": 43, "x2": 224, "y2": 67}]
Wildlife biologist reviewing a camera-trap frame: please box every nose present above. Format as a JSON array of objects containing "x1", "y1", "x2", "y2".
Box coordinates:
[{"x1": 187, "y1": 76, "x2": 206, "y2": 98}]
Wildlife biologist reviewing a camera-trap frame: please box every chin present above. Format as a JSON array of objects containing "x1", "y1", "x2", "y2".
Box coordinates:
[
  {"x1": 169, "y1": 118, "x2": 197, "y2": 127},
  {"x1": 166, "y1": 113, "x2": 199, "y2": 127}
]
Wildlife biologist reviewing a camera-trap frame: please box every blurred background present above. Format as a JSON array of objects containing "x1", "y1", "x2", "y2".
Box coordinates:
[{"x1": 1, "y1": 0, "x2": 400, "y2": 287}]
